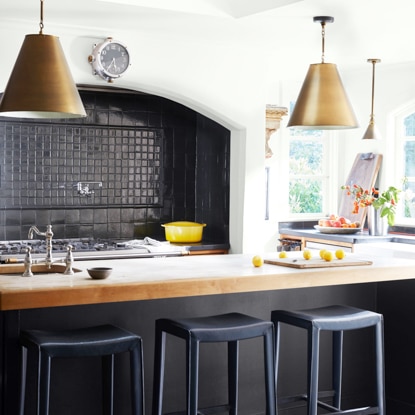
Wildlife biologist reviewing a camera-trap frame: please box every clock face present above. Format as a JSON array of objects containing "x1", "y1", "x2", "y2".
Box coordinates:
[
  {"x1": 100, "y1": 42, "x2": 130, "y2": 76},
  {"x1": 89, "y1": 38, "x2": 131, "y2": 82}
]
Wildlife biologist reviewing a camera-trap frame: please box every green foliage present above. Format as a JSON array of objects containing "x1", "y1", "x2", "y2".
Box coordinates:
[
  {"x1": 289, "y1": 179, "x2": 322, "y2": 213},
  {"x1": 289, "y1": 140, "x2": 323, "y2": 174},
  {"x1": 372, "y1": 186, "x2": 401, "y2": 226},
  {"x1": 289, "y1": 139, "x2": 323, "y2": 214}
]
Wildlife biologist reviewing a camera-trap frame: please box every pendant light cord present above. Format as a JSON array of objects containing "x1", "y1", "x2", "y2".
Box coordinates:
[
  {"x1": 39, "y1": 0, "x2": 44, "y2": 34},
  {"x1": 368, "y1": 59, "x2": 381, "y2": 122},
  {"x1": 370, "y1": 61, "x2": 375, "y2": 120},
  {"x1": 321, "y1": 21, "x2": 326, "y2": 63},
  {"x1": 313, "y1": 16, "x2": 334, "y2": 64}
]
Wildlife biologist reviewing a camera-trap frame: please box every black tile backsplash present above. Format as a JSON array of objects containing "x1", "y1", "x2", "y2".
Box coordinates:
[
  {"x1": 0, "y1": 124, "x2": 163, "y2": 207},
  {"x1": 0, "y1": 88, "x2": 230, "y2": 242}
]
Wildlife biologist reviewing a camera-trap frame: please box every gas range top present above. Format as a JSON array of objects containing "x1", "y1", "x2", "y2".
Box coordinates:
[
  {"x1": 0, "y1": 239, "x2": 133, "y2": 255},
  {"x1": 0, "y1": 238, "x2": 187, "y2": 262}
]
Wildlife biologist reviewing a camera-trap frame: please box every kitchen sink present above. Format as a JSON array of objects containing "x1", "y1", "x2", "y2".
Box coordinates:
[{"x1": 0, "y1": 263, "x2": 82, "y2": 275}]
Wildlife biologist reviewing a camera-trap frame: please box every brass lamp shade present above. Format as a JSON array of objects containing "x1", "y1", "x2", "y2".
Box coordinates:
[
  {"x1": 0, "y1": 34, "x2": 86, "y2": 118},
  {"x1": 287, "y1": 63, "x2": 358, "y2": 129}
]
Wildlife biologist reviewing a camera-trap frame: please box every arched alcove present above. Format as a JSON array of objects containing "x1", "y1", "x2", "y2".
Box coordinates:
[{"x1": 0, "y1": 86, "x2": 231, "y2": 244}]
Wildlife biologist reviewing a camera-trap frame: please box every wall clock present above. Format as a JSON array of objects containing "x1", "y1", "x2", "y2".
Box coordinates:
[{"x1": 88, "y1": 37, "x2": 131, "y2": 83}]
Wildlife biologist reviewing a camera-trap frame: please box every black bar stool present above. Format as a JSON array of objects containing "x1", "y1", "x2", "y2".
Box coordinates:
[
  {"x1": 18, "y1": 324, "x2": 144, "y2": 415},
  {"x1": 152, "y1": 312, "x2": 276, "y2": 415},
  {"x1": 271, "y1": 305, "x2": 385, "y2": 415}
]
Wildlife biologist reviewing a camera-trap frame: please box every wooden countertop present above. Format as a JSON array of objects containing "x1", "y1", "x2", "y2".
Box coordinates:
[{"x1": 0, "y1": 252, "x2": 414, "y2": 311}]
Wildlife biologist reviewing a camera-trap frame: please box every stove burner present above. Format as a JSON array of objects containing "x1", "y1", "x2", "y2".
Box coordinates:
[{"x1": 0, "y1": 239, "x2": 134, "y2": 255}]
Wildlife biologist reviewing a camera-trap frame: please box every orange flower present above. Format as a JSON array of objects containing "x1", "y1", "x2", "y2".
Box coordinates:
[
  {"x1": 341, "y1": 184, "x2": 401, "y2": 226},
  {"x1": 341, "y1": 184, "x2": 376, "y2": 215}
]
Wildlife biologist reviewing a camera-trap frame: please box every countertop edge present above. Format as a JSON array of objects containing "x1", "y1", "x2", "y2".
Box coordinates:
[{"x1": 279, "y1": 228, "x2": 415, "y2": 245}]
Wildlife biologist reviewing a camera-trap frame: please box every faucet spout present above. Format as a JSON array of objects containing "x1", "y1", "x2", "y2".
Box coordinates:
[
  {"x1": 28, "y1": 225, "x2": 54, "y2": 268},
  {"x1": 28, "y1": 225, "x2": 45, "y2": 240}
]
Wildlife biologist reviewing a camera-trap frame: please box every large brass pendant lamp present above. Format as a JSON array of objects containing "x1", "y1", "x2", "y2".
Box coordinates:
[
  {"x1": 287, "y1": 16, "x2": 358, "y2": 130},
  {"x1": 0, "y1": 0, "x2": 86, "y2": 119},
  {"x1": 362, "y1": 59, "x2": 381, "y2": 140}
]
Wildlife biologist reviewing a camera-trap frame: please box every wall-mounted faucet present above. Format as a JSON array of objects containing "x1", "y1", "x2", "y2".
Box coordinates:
[
  {"x1": 76, "y1": 181, "x2": 103, "y2": 197},
  {"x1": 28, "y1": 225, "x2": 54, "y2": 268}
]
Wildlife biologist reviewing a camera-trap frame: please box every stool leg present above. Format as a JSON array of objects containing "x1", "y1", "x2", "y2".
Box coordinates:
[
  {"x1": 130, "y1": 340, "x2": 145, "y2": 415},
  {"x1": 228, "y1": 340, "x2": 239, "y2": 415},
  {"x1": 307, "y1": 327, "x2": 320, "y2": 415},
  {"x1": 152, "y1": 328, "x2": 166, "y2": 415},
  {"x1": 102, "y1": 354, "x2": 115, "y2": 415},
  {"x1": 332, "y1": 330, "x2": 343, "y2": 409},
  {"x1": 18, "y1": 346, "x2": 28, "y2": 415},
  {"x1": 376, "y1": 320, "x2": 386, "y2": 415},
  {"x1": 263, "y1": 328, "x2": 276, "y2": 415},
  {"x1": 274, "y1": 321, "x2": 281, "y2": 415},
  {"x1": 38, "y1": 351, "x2": 51, "y2": 415},
  {"x1": 187, "y1": 337, "x2": 200, "y2": 415}
]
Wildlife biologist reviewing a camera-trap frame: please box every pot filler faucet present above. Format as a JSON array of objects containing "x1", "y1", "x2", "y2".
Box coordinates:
[{"x1": 28, "y1": 225, "x2": 54, "y2": 268}]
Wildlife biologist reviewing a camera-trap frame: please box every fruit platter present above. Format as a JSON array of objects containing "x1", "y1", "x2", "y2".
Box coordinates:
[{"x1": 315, "y1": 214, "x2": 362, "y2": 234}]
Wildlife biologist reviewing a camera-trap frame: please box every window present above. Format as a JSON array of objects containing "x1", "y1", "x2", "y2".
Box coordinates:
[
  {"x1": 397, "y1": 111, "x2": 415, "y2": 222},
  {"x1": 288, "y1": 128, "x2": 334, "y2": 218}
]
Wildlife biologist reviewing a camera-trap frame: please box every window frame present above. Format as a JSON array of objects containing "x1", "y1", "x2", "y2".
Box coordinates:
[
  {"x1": 289, "y1": 131, "x2": 334, "y2": 218},
  {"x1": 272, "y1": 126, "x2": 339, "y2": 221},
  {"x1": 394, "y1": 104, "x2": 415, "y2": 226}
]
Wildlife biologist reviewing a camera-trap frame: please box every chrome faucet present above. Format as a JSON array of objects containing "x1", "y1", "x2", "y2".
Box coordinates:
[
  {"x1": 28, "y1": 225, "x2": 54, "y2": 268},
  {"x1": 63, "y1": 245, "x2": 74, "y2": 275},
  {"x1": 22, "y1": 246, "x2": 34, "y2": 277}
]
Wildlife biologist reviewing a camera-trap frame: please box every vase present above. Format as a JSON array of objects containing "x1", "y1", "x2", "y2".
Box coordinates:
[{"x1": 367, "y1": 206, "x2": 389, "y2": 236}]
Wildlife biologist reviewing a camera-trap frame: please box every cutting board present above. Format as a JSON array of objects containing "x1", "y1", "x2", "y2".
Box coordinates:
[
  {"x1": 264, "y1": 257, "x2": 372, "y2": 269},
  {"x1": 338, "y1": 153, "x2": 382, "y2": 226}
]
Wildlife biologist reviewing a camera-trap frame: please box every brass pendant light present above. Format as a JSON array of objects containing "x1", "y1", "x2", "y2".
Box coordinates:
[
  {"x1": 287, "y1": 16, "x2": 358, "y2": 130},
  {"x1": 362, "y1": 59, "x2": 381, "y2": 140},
  {"x1": 0, "y1": 0, "x2": 86, "y2": 119}
]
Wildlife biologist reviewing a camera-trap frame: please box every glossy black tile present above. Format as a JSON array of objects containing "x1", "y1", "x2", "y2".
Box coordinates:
[{"x1": 0, "y1": 89, "x2": 230, "y2": 242}]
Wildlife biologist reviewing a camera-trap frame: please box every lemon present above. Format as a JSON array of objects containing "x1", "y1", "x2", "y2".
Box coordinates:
[
  {"x1": 335, "y1": 249, "x2": 345, "y2": 260},
  {"x1": 279, "y1": 251, "x2": 287, "y2": 259},
  {"x1": 303, "y1": 249, "x2": 312, "y2": 260},
  {"x1": 323, "y1": 251, "x2": 333, "y2": 262},
  {"x1": 319, "y1": 249, "x2": 327, "y2": 259},
  {"x1": 252, "y1": 255, "x2": 264, "y2": 267}
]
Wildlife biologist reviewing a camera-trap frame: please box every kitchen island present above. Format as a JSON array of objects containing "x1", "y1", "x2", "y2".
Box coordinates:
[
  {"x1": 1, "y1": 252, "x2": 415, "y2": 414},
  {"x1": 1, "y1": 252, "x2": 414, "y2": 310}
]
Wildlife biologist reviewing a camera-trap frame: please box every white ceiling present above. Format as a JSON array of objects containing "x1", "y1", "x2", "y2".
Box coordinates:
[
  {"x1": 2, "y1": 0, "x2": 415, "y2": 76},
  {"x1": 95, "y1": 0, "x2": 303, "y2": 18}
]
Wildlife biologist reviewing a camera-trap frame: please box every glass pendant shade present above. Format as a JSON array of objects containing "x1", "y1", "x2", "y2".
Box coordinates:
[
  {"x1": 287, "y1": 63, "x2": 358, "y2": 129},
  {"x1": 0, "y1": 34, "x2": 86, "y2": 119}
]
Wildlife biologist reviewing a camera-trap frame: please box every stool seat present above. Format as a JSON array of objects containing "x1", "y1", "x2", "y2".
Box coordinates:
[
  {"x1": 273, "y1": 304, "x2": 383, "y2": 331},
  {"x1": 19, "y1": 324, "x2": 144, "y2": 415},
  {"x1": 152, "y1": 312, "x2": 276, "y2": 415},
  {"x1": 156, "y1": 312, "x2": 274, "y2": 342},
  {"x1": 272, "y1": 305, "x2": 385, "y2": 415},
  {"x1": 20, "y1": 324, "x2": 141, "y2": 357}
]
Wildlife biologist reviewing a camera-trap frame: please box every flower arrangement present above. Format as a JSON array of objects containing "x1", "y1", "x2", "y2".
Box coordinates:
[{"x1": 341, "y1": 184, "x2": 400, "y2": 226}]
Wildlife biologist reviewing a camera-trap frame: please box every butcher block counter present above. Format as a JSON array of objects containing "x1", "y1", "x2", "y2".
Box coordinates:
[{"x1": 1, "y1": 252, "x2": 415, "y2": 311}]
